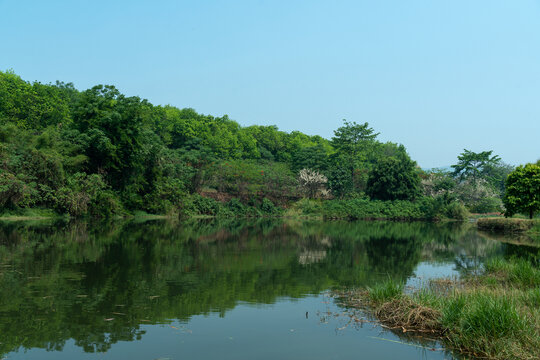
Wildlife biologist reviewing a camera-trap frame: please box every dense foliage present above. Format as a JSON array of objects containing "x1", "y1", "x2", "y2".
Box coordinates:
[
  {"x1": 503, "y1": 163, "x2": 540, "y2": 219},
  {"x1": 0, "y1": 70, "x2": 519, "y2": 218},
  {"x1": 0, "y1": 70, "x2": 423, "y2": 217},
  {"x1": 420, "y1": 149, "x2": 515, "y2": 215}
]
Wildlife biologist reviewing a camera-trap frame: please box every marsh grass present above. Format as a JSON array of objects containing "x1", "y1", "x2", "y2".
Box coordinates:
[
  {"x1": 339, "y1": 258, "x2": 540, "y2": 360},
  {"x1": 477, "y1": 218, "x2": 536, "y2": 233},
  {"x1": 483, "y1": 258, "x2": 540, "y2": 288},
  {"x1": 367, "y1": 279, "x2": 404, "y2": 303}
]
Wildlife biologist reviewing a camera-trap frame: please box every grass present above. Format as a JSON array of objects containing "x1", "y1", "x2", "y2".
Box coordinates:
[
  {"x1": 337, "y1": 258, "x2": 540, "y2": 360},
  {"x1": 367, "y1": 279, "x2": 404, "y2": 303},
  {"x1": 478, "y1": 218, "x2": 540, "y2": 244},
  {"x1": 483, "y1": 258, "x2": 540, "y2": 287},
  {"x1": 477, "y1": 217, "x2": 536, "y2": 233},
  {"x1": 0, "y1": 208, "x2": 61, "y2": 221}
]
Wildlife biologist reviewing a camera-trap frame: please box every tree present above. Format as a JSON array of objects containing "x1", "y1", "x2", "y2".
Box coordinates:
[
  {"x1": 291, "y1": 144, "x2": 328, "y2": 172},
  {"x1": 298, "y1": 168, "x2": 328, "y2": 198},
  {"x1": 366, "y1": 156, "x2": 421, "y2": 201},
  {"x1": 329, "y1": 120, "x2": 379, "y2": 196},
  {"x1": 454, "y1": 178, "x2": 503, "y2": 213},
  {"x1": 72, "y1": 85, "x2": 146, "y2": 191},
  {"x1": 451, "y1": 149, "x2": 501, "y2": 183},
  {"x1": 331, "y1": 120, "x2": 379, "y2": 158},
  {"x1": 503, "y1": 163, "x2": 540, "y2": 219}
]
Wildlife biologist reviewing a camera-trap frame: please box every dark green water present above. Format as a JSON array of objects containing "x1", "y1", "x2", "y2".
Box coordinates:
[{"x1": 0, "y1": 219, "x2": 534, "y2": 359}]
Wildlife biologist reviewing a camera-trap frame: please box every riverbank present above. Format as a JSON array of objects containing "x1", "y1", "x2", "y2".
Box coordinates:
[
  {"x1": 0, "y1": 197, "x2": 471, "y2": 222},
  {"x1": 335, "y1": 258, "x2": 540, "y2": 360},
  {"x1": 477, "y1": 218, "x2": 540, "y2": 243}
]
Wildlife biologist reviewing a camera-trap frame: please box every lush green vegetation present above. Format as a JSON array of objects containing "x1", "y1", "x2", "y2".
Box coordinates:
[
  {"x1": 477, "y1": 218, "x2": 537, "y2": 233},
  {"x1": 0, "y1": 71, "x2": 520, "y2": 219},
  {"x1": 338, "y1": 257, "x2": 540, "y2": 360},
  {"x1": 504, "y1": 162, "x2": 540, "y2": 219}
]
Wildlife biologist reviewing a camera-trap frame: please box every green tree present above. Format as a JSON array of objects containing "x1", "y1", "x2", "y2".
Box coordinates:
[
  {"x1": 291, "y1": 144, "x2": 328, "y2": 172},
  {"x1": 331, "y1": 120, "x2": 379, "y2": 158},
  {"x1": 503, "y1": 163, "x2": 540, "y2": 219},
  {"x1": 451, "y1": 149, "x2": 501, "y2": 183},
  {"x1": 366, "y1": 156, "x2": 421, "y2": 201},
  {"x1": 72, "y1": 85, "x2": 146, "y2": 191},
  {"x1": 328, "y1": 120, "x2": 379, "y2": 196}
]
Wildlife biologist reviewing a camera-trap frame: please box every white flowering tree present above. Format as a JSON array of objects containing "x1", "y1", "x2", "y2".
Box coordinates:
[{"x1": 298, "y1": 168, "x2": 329, "y2": 198}]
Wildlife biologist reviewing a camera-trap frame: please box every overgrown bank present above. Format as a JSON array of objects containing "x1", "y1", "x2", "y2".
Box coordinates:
[
  {"x1": 335, "y1": 258, "x2": 540, "y2": 360},
  {"x1": 477, "y1": 218, "x2": 540, "y2": 243}
]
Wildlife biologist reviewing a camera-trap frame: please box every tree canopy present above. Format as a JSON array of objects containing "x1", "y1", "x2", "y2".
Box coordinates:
[
  {"x1": 0, "y1": 70, "x2": 520, "y2": 217},
  {"x1": 451, "y1": 149, "x2": 501, "y2": 182},
  {"x1": 366, "y1": 151, "x2": 421, "y2": 201},
  {"x1": 503, "y1": 163, "x2": 540, "y2": 219}
]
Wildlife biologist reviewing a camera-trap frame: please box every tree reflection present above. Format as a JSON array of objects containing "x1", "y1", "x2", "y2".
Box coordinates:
[{"x1": 0, "y1": 219, "x2": 512, "y2": 356}]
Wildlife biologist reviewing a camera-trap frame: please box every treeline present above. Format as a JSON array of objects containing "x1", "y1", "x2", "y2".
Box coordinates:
[{"x1": 0, "y1": 70, "x2": 529, "y2": 218}]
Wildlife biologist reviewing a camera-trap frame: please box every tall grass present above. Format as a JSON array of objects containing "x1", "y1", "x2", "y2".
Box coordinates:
[
  {"x1": 484, "y1": 258, "x2": 540, "y2": 287},
  {"x1": 367, "y1": 279, "x2": 403, "y2": 303},
  {"x1": 477, "y1": 218, "x2": 535, "y2": 232},
  {"x1": 342, "y1": 258, "x2": 540, "y2": 360}
]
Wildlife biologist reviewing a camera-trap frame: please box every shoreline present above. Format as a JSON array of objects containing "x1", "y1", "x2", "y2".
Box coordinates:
[{"x1": 333, "y1": 258, "x2": 540, "y2": 360}]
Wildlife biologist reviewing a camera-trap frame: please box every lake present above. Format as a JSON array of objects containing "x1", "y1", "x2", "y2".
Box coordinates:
[{"x1": 0, "y1": 219, "x2": 535, "y2": 359}]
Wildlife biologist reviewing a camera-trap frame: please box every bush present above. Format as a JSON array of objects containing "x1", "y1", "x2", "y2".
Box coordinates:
[
  {"x1": 55, "y1": 173, "x2": 122, "y2": 217},
  {"x1": 260, "y1": 198, "x2": 278, "y2": 214},
  {"x1": 295, "y1": 198, "x2": 323, "y2": 215},
  {"x1": 443, "y1": 202, "x2": 469, "y2": 220},
  {"x1": 322, "y1": 199, "x2": 426, "y2": 220},
  {"x1": 470, "y1": 197, "x2": 503, "y2": 214},
  {"x1": 192, "y1": 195, "x2": 221, "y2": 216},
  {"x1": 0, "y1": 172, "x2": 37, "y2": 209}
]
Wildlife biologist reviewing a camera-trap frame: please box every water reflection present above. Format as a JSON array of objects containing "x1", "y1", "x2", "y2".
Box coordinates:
[{"x1": 0, "y1": 219, "x2": 533, "y2": 357}]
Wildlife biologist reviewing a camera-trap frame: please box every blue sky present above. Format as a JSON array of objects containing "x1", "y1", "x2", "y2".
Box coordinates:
[{"x1": 1, "y1": 0, "x2": 539, "y2": 168}]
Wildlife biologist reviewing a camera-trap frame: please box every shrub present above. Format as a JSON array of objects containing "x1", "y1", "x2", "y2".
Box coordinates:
[
  {"x1": 322, "y1": 199, "x2": 426, "y2": 220},
  {"x1": 0, "y1": 172, "x2": 37, "y2": 209},
  {"x1": 192, "y1": 195, "x2": 221, "y2": 216},
  {"x1": 260, "y1": 198, "x2": 278, "y2": 214},
  {"x1": 444, "y1": 202, "x2": 469, "y2": 220},
  {"x1": 470, "y1": 197, "x2": 503, "y2": 214},
  {"x1": 55, "y1": 173, "x2": 122, "y2": 217}
]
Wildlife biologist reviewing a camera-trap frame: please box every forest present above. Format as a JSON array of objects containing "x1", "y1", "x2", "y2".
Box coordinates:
[{"x1": 0, "y1": 70, "x2": 536, "y2": 219}]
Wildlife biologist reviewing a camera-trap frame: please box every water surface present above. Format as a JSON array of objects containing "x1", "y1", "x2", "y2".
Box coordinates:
[{"x1": 0, "y1": 219, "x2": 534, "y2": 359}]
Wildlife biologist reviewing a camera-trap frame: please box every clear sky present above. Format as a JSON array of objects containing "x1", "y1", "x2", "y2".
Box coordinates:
[{"x1": 1, "y1": 0, "x2": 539, "y2": 168}]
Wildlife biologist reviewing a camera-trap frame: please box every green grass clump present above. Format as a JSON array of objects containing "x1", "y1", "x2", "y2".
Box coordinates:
[
  {"x1": 367, "y1": 279, "x2": 404, "y2": 304},
  {"x1": 458, "y1": 295, "x2": 526, "y2": 339},
  {"x1": 484, "y1": 258, "x2": 540, "y2": 288},
  {"x1": 439, "y1": 294, "x2": 467, "y2": 328},
  {"x1": 521, "y1": 288, "x2": 540, "y2": 308},
  {"x1": 445, "y1": 294, "x2": 535, "y2": 359},
  {"x1": 341, "y1": 258, "x2": 540, "y2": 360}
]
